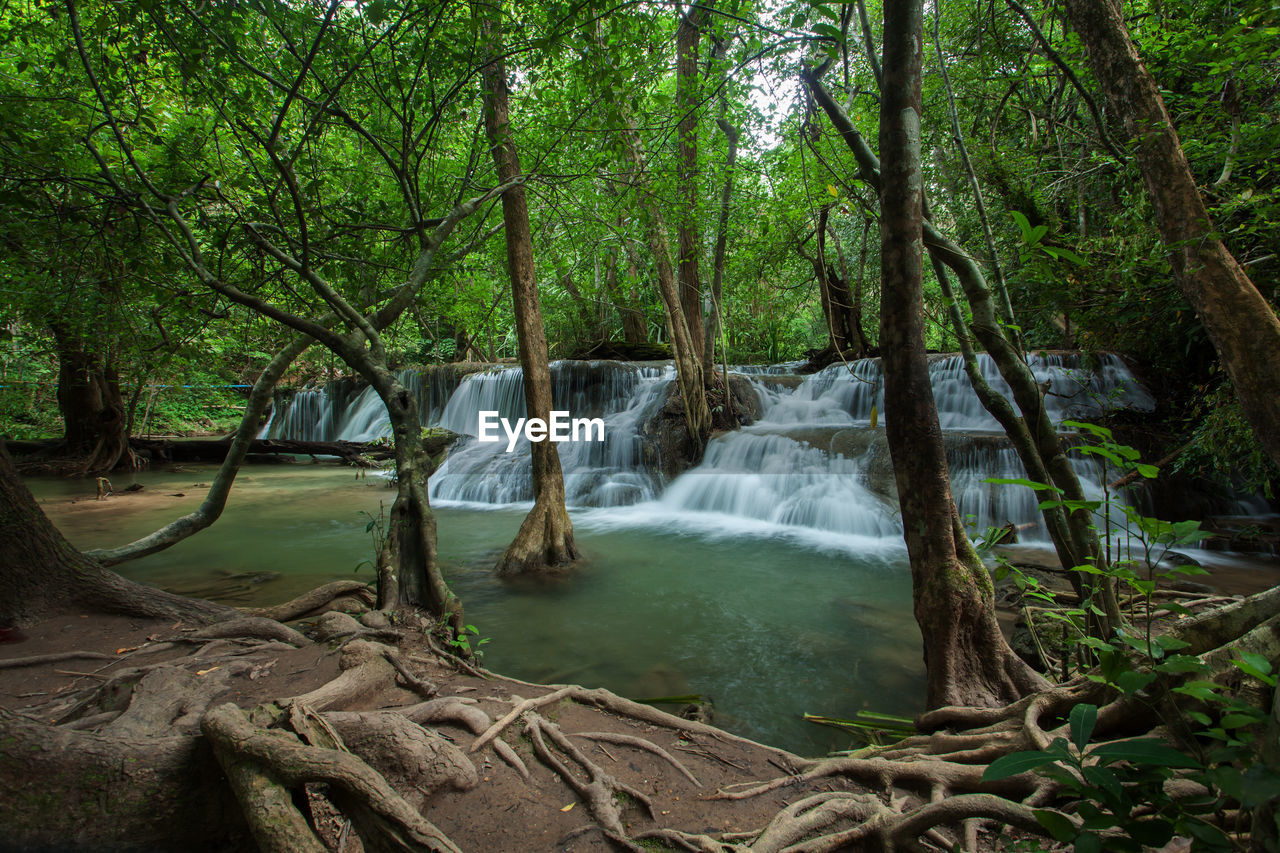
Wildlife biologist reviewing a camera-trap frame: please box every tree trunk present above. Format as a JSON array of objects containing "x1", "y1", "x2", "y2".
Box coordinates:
[
  {"x1": 0, "y1": 442, "x2": 231, "y2": 629},
  {"x1": 0, "y1": 712, "x2": 248, "y2": 849},
  {"x1": 676, "y1": 8, "x2": 706, "y2": 368},
  {"x1": 1062, "y1": 0, "x2": 1280, "y2": 471},
  {"x1": 49, "y1": 322, "x2": 132, "y2": 475},
  {"x1": 707, "y1": 114, "x2": 739, "y2": 370},
  {"x1": 604, "y1": 248, "x2": 648, "y2": 345},
  {"x1": 600, "y1": 27, "x2": 710, "y2": 455},
  {"x1": 374, "y1": 372, "x2": 462, "y2": 624},
  {"x1": 478, "y1": 2, "x2": 579, "y2": 575},
  {"x1": 817, "y1": 207, "x2": 861, "y2": 356},
  {"x1": 878, "y1": 0, "x2": 1047, "y2": 709}
]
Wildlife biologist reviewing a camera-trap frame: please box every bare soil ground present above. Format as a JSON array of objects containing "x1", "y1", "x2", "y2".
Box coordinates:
[{"x1": 0, "y1": 609, "x2": 851, "y2": 852}]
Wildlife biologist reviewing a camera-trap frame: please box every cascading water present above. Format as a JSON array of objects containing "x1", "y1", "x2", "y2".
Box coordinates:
[
  {"x1": 261, "y1": 366, "x2": 467, "y2": 441},
  {"x1": 263, "y1": 352, "x2": 1155, "y2": 546},
  {"x1": 430, "y1": 362, "x2": 674, "y2": 507},
  {"x1": 644, "y1": 353, "x2": 1143, "y2": 545}
]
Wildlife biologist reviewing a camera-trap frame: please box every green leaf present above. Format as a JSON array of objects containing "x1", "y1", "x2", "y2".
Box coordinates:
[
  {"x1": 982, "y1": 750, "x2": 1057, "y2": 780},
  {"x1": 1069, "y1": 703, "x2": 1097, "y2": 752},
  {"x1": 1061, "y1": 420, "x2": 1112, "y2": 438},
  {"x1": 1080, "y1": 764, "x2": 1123, "y2": 803},
  {"x1": 1073, "y1": 832, "x2": 1104, "y2": 853},
  {"x1": 1220, "y1": 712, "x2": 1263, "y2": 729},
  {"x1": 1011, "y1": 210, "x2": 1032, "y2": 242},
  {"x1": 1088, "y1": 738, "x2": 1200, "y2": 768},
  {"x1": 1153, "y1": 635, "x2": 1191, "y2": 652},
  {"x1": 1033, "y1": 808, "x2": 1077, "y2": 842},
  {"x1": 1155, "y1": 655, "x2": 1208, "y2": 675},
  {"x1": 1234, "y1": 652, "x2": 1276, "y2": 682},
  {"x1": 985, "y1": 477, "x2": 1059, "y2": 492},
  {"x1": 1174, "y1": 680, "x2": 1225, "y2": 703},
  {"x1": 1114, "y1": 670, "x2": 1156, "y2": 695},
  {"x1": 1241, "y1": 765, "x2": 1280, "y2": 808},
  {"x1": 1052, "y1": 246, "x2": 1088, "y2": 267},
  {"x1": 812, "y1": 22, "x2": 844, "y2": 41},
  {"x1": 1182, "y1": 817, "x2": 1232, "y2": 849}
]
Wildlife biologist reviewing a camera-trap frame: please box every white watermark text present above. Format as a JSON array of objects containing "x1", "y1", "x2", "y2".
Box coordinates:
[{"x1": 478, "y1": 411, "x2": 605, "y2": 452}]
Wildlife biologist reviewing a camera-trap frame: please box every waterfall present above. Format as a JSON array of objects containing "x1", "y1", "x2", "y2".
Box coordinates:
[
  {"x1": 429, "y1": 362, "x2": 674, "y2": 507},
  {"x1": 264, "y1": 352, "x2": 1159, "y2": 543}
]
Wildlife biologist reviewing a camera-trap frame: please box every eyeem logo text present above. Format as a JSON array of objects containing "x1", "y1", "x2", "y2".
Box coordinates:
[{"x1": 478, "y1": 411, "x2": 605, "y2": 452}]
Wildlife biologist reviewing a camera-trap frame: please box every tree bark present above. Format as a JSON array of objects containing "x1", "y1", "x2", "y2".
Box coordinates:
[
  {"x1": 878, "y1": 0, "x2": 1047, "y2": 709},
  {"x1": 0, "y1": 711, "x2": 248, "y2": 849},
  {"x1": 478, "y1": 2, "x2": 579, "y2": 574},
  {"x1": 1062, "y1": 0, "x2": 1280, "y2": 471},
  {"x1": 676, "y1": 7, "x2": 707, "y2": 368},
  {"x1": 707, "y1": 114, "x2": 739, "y2": 370},
  {"x1": 0, "y1": 442, "x2": 232, "y2": 629}
]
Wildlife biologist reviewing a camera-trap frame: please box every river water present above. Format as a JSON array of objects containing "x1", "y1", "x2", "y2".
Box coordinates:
[{"x1": 35, "y1": 464, "x2": 919, "y2": 756}]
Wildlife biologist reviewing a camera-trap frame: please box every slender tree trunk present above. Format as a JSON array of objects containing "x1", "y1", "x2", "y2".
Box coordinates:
[
  {"x1": 0, "y1": 442, "x2": 231, "y2": 629},
  {"x1": 48, "y1": 323, "x2": 132, "y2": 475},
  {"x1": 707, "y1": 115, "x2": 739, "y2": 368},
  {"x1": 1063, "y1": 0, "x2": 1280, "y2": 471},
  {"x1": 825, "y1": 217, "x2": 871, "y2": 356},
  {"x1": 818, "y1": 207, "x2": 861, "y2": 356},
  {"x1": 478, "y1": 2, "x2": 578, "y2": 575},
  {"x1": 676, "y1": 8, "x2": 706, "y2": 368},
  {"x1": 598, "y1": 17, "x2": 710, "y2": 452},
  {"x1": 555, "y1": 257, "x2": 600, "y2": 343},
  {"x1": 931, "y1": 4, "x2": 1016, "y2": 332},
  {"x1": 605, "y1": 248, "x2": 648, "y2": 344},
  {"x1": 622, "y1": 126, "x2": 711, "y2": 453},
  {"x1": 879, "y1": 0, "x2": 1047, "y2": 709}
]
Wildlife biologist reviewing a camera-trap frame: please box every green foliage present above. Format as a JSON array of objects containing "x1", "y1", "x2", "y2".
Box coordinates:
[
  {"x1": 448, "y1": 623, "x2": 490, "y2": 661},
  {"x1": 1177, "y1": 379, "x2": 1279, "y2": 498},
  {"x1": 983, "y1": 711, "x2": 1227, "y2": 852},
  {"x1": 988, "y1": 432, "x2": 1280, "y2": 850}
]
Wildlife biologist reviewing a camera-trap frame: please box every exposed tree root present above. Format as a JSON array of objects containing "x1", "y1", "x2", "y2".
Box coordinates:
[
  {"x1": 10, "y1": 582, "x2": 1273, "y2": 852},
  {"x1": 100, "y1": 664, "x2": 230, "y2": 738},
  {"x1": 285, "y1": 639, "x2": 399, "y2": 711},
  {"x1": 470, "y1": 683, "x2": 798, "y2": 766},
  {"x1": 307, "y1": 706, "x2": 478, "y2": 804},
  {"x1": 189, "y1": 616, "x2": 311, "y2": 647},
  {"x1": 245, "y1": 580, "x2": 374, "y2": 622},
  {"x1": 523, "y1": 711, "x2": 654, "y2": 848},
  {"x1": 0, "y1": 650, "x2": 117, "y2": 668},
  {"x1": 573, "y1": 730, "x2": 702, "y2": 786},
  {"x1": 202, "y1": 702, "x2": 462, "y2": 853},
  {"x1": 398, "y1": 696, "x2": 530, "y2": 779}
]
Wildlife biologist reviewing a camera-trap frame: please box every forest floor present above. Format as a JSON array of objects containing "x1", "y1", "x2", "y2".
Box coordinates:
[{"x1": 0, "y1": 609, "x2": 849, "y2": 852}]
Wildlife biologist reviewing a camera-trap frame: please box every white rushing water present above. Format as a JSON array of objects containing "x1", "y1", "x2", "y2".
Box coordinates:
[{"x1": 263, "y1": 353, "x2": 1156, "y2": 546}]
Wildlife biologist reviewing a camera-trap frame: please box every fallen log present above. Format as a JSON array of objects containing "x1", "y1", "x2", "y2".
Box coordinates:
[{"x1": 130, "y1": 436, "x2": 394, "y2": 467}]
